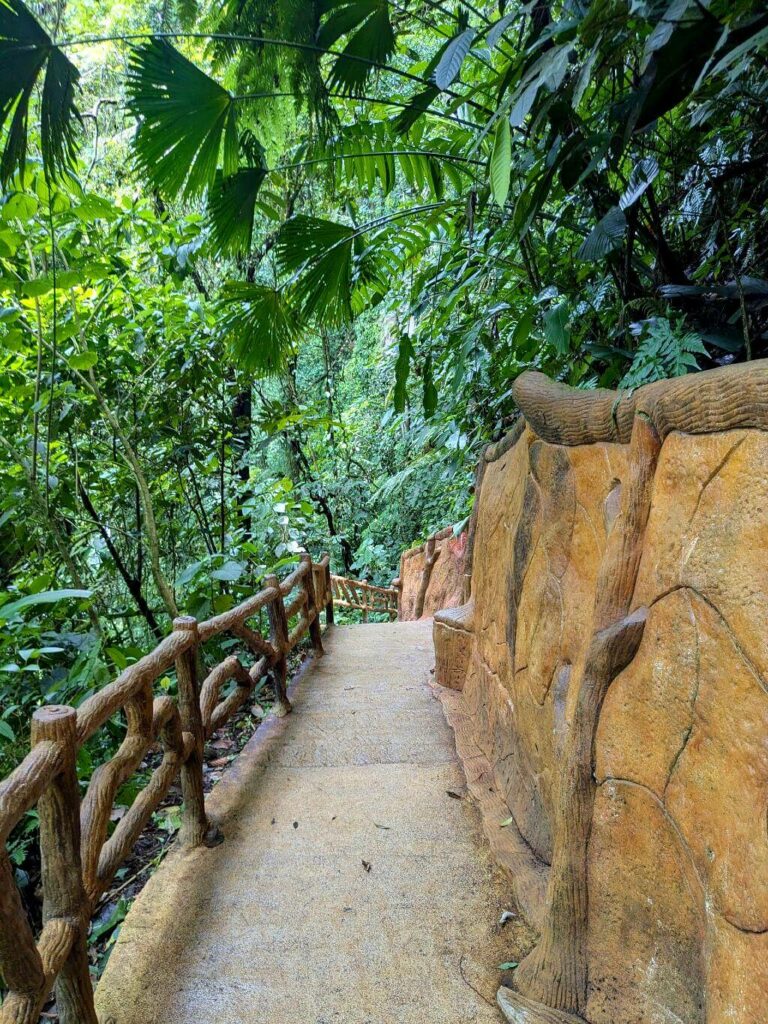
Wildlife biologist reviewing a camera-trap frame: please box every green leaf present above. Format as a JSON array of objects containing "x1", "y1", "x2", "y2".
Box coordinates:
[
  {"x1": 487, "y1": 12, "x2": 516, "y2": 51},
  {"x1": 1, "y1": 190, "x2": 38, "y2": 222},
  {"x1": 619, "y1": 156, "x2": 659, "y2": 210},
  {"x1": 210, "y1": 559, "x2": 245, "y2": 582},
  {"x1": 509, "y1": 80, "x2": 539, "y2": 128},
  {"x1": 40, "y1": 44, "x2": 82, "y2": 182},
  {"x1": 68, "y1": 350, "x2": 98, "y2": 371},
  {"x1": 394, "y1": 334, "x2": 413, "y2": 412},
  {"x1": 0, "y1": 0, "x2": 82, "y2": 185},
  {"x1": 489, "y1": 116, "x2": 511, "y2": 207},
  {"x1": 498, "y1": 962, "x2": 519, "y2": 971},
  {"x1": 217, "y1": 283, "x2": 296, "y2": 375},
  {"x1": 176, "y1": 0, "x2": 199, "y2": 28},
  {"x1": 577, "y1": 207, "x2": 627, "y2": 261},
  {"x1": 0, "y1": 588, "x2": 91, "y2": 620},
  {"x1": 394, "y1": 85, "x2": 439, "y2": 134},
  {"x1": 0, "y1": 720, "x2": 16, "y2": 742},
  {"x1": 433, "y1": 26, "x2": 476, "y2": 90},
  {"x1": 634, "y1": 3, "x2": 721, "y2": 131},
  {"x1": 277, "y1": 215, "x2": 355, "y2": 325},
  {"x1": 544, "y1": 302, "x2": 570, "y2": 354},
  {"x1": 320, "y1": 1, "x2": 396, "y2": 97},
  {"x1": 422, "y1": 353, "x2": 438, "y2": 418},
  {"x1": 511, "y1": 307, "x2": 535, "y2": 352},
  {"x1": 127, "y1": 38, "x2": 237, "y2": 199},
  {"x1": 207, "y1": 166, "x2": 267, "y2": 255},
  {"x1": 499, "y1": 816, "x2": 515, "y2": 827}
]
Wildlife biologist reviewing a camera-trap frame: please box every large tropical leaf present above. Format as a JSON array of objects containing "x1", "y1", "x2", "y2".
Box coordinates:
[
  {"x1": 317, "y1": 0, "x2": 396, "y2": 96},
  {"x1": 489, "y1": 116, "x2": 511, "y2": 207},
  {"x1": 432, "y1": 25, "x2": 476, "y2": 90},
  {"x1": 633, "y1": 1, "x2": 722, "y2": 131},
  {"x1": 394, "y1": 85, "x2": 439, "y2": 134},
  {"x1": 577, "y1": 206, "x2": 627, "y2": 261},
  {"x1": 217, "y1": 283, "x2": 296, "y2": 374},
  {"x1": 619, "y1": 156, "x2": 659, "y2": 210},
  {"x1": 41, "y1": 45, "x2": 82, "y2": 182},
  {"x1": 127, "y1": 38, "x2": 238, "y2": 199},
  {"x1": 277, "y1": 215, "x2": 356, "y2": 325},
  {"x1": 207, "y1": 164, "x2": 267, "y2": 255},
  {"x1": 0, "y1": 0, "x2": 81, "y2": 184}
]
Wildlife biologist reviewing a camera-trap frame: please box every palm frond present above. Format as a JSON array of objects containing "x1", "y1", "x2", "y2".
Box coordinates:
[
  {"x1": 41, "y1": 45, "x2": 82, "y2": 182},
  {"x1": 217, "y1": 282, "x2": 296, "y2": 374},
  {"x1": 176, "y1": 0, "x2": 199, "y2": 28},
  {"x1": 0, "y1": 0, "x2": 81, "y2": 185},
  {"x1": 317, "y1": 0, "x2": 396, "y2": 97},
  {"x1": 207, "y1": 158, "x2": 267, "y2": 255},
  {"x1": 127, "y1": 38, "x2": 238, "y2": 199},
  {"x1": 278, "y1": 214, "x2": 355, "y2": 325}
]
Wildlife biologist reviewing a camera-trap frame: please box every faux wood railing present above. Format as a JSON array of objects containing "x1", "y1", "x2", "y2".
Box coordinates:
[
  {"x1": 329, "y1": 574, "x2": 398, "y2": 621},
  {"x1": 0, "y1": 552, "x2": 332, "y2": 1024}
]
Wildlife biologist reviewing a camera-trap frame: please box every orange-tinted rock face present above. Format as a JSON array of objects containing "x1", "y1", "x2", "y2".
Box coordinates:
[
  {"x1": 433, "y1": 424, "x2": 768, "y2": 1024},
  {"x1": 399, "y1": 528, "x2": 466, "y2": 619}
]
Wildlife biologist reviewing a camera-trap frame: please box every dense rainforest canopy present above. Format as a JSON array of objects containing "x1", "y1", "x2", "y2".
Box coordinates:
[{"x1": 0, "y1": 0, "x2": 767, "y2": 967}]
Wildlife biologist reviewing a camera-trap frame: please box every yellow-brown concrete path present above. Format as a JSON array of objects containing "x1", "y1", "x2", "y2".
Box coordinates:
[{"x1": 96, "y1": 621, "x2": 521, "y2": 1023}]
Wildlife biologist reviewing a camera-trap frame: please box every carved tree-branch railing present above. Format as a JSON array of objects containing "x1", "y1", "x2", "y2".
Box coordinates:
[
  {"x1": 329, "y1": 575, "x2": 398, "y2": 621},
  {"x1": 0, "y1": 552, "x2": 333, "y2": 1024}
]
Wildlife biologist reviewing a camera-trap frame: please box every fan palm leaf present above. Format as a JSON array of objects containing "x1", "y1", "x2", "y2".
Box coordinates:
[
  {"x1": 317, "y1": 0, "x2": 395, "y2": 96},
  {"x1": 126, "y1": 38, "x2": 239, "y2": 199},
  {"x1": 217, "y1": 282, "x2": 296, "y2": 374},
  {"x1": 277, "y1": 214, "x2": 356, "y2": 325},
  {"x1": 0, "y1": 0, "x2": 81, "y2": 184}
]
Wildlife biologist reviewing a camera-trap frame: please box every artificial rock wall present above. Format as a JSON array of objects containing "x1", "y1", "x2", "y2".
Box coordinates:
[
  {"x1": 397, "y1": 526, "x2": 466, "y2": 620},
  {"x1": 433, "y1": 362, "x2": 768, "y2": 1024}
]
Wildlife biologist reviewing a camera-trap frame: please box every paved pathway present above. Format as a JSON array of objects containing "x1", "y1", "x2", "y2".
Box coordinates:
[{"x1": 96, "y1": 621, "x2": 518, "y2": 1024}]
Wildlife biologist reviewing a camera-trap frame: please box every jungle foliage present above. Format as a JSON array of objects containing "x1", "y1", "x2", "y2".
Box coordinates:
[{"x1": 0, "y1": 0, "x2": 767, "y2": 922}]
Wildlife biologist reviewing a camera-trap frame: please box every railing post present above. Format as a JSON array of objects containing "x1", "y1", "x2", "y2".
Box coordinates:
[
  {"x1": 323, "y1": 554, "x2": 334, "y2": 625},
  {"x1": 301, "y1": 553, "x2": 324, "y2": 656},
  {"x1": 361, "y1": 579, "x2": 369, "y2": 623},
  {"x1": 265, "y1": 576, "x2": 292, "y2": 717},
  {"x1": 174, "y1": 616, "x2": 209, "y2": 848},
  {"x1": 31, "y1": 705, "x2": 98, "y2": 1024}
]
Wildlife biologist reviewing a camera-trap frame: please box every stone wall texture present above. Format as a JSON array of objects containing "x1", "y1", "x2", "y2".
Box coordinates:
[
  {"x1": 398, "y1": 526, "x2": 466, "y2": 620},
  {"x1": 433, "y1": 367, "x2": 768, "y2": 1024}
]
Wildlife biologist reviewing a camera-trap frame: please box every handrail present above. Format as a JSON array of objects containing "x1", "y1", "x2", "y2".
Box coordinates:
[
  {"x1": 0, "y1": 551, "x2": 334, "y2": 1024},
  {"x1": 329, "y1": 574, "x2": 399, "y2": 622}
]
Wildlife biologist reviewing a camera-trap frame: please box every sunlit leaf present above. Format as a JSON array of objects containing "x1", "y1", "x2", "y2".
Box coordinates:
[
  {"x1": 619, "y1": 156, "x2": 659, "y2": 210},
  {"x1": 127, "y1": 38, "x2": 237, "y2": 199},
  {"x1": 433, "y1": 26, "x2": 476, "y2": 90},
  {"x1": 319, "y1": 1, "x2": 396, "y2": 96}
]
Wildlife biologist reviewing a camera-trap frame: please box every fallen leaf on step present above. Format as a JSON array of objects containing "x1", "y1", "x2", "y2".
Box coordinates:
[{"x1": 362, "y1": 860, "x2": 372, "y2": 873}]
